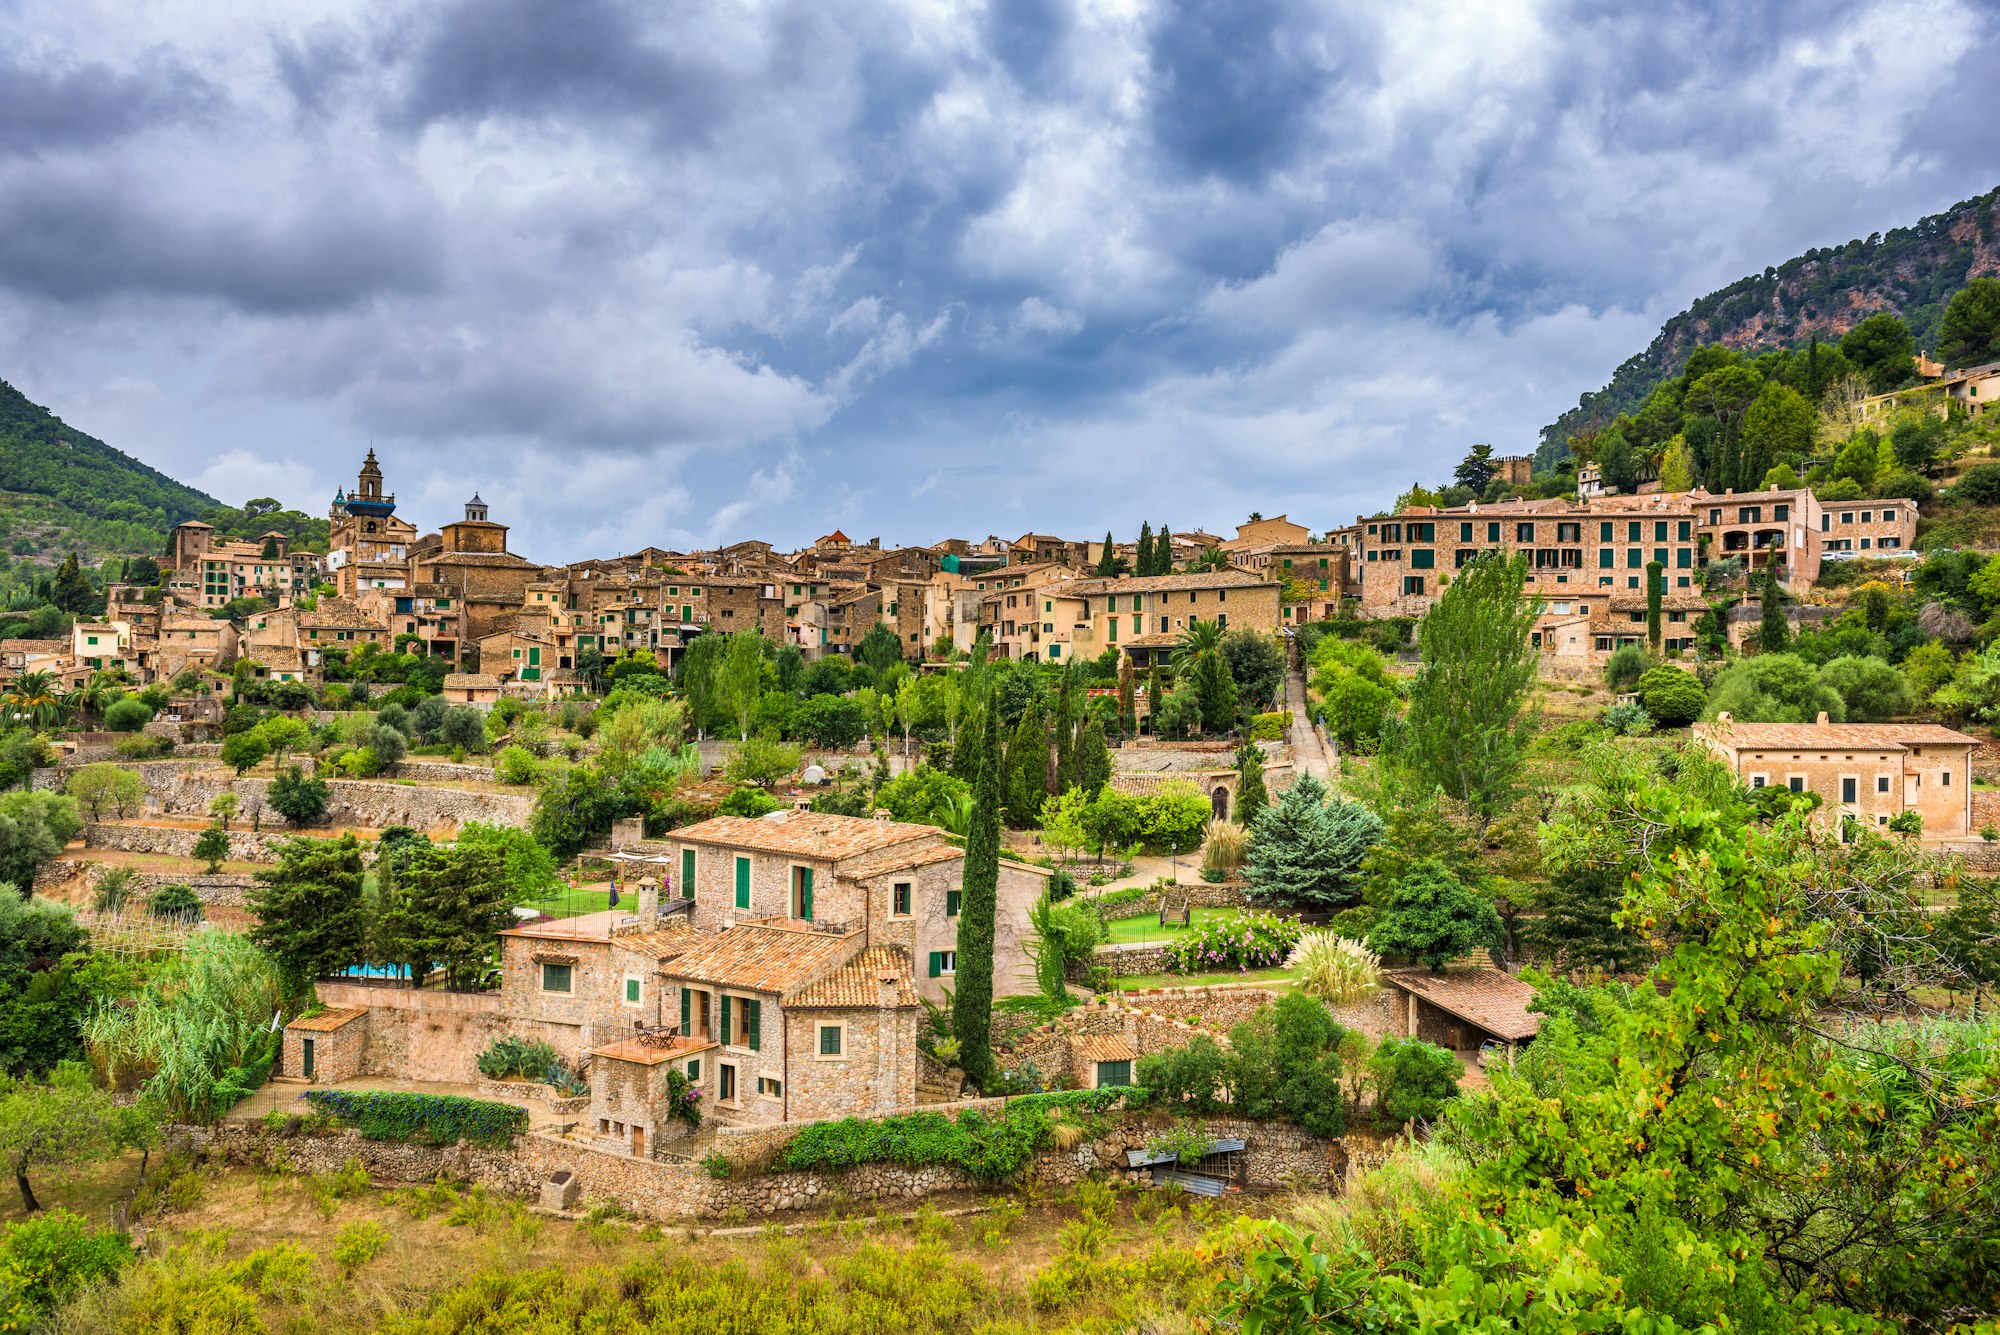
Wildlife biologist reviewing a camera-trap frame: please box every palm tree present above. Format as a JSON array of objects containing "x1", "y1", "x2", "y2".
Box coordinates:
[
  {"x1": 2, "y1": 670, "x2": 63, "y2": 728},
  {"x1": 66, "y1": 669, "x2": 130, "y2": 728},
  {"x1": 1172, "y1": 619, "x2": 1225, "y2": 668},
  {"x1": 1190, "y1": 548, "x2": 1231, "y2": 573}
]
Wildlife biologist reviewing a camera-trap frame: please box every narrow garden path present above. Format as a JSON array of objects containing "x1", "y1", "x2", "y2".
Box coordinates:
[{"x1": 1284, "y1": 662, "x2": 1336, "y2": 784}]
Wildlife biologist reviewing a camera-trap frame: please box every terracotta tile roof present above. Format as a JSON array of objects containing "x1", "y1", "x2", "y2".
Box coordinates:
[
  {"x1": 1070, "y1": 1034, "x2": 1137, "y2": 1064},
  {"x1": 673, "y1": 810, "x2": 940, "y2": 861},
  {"x1": 1694, "y1": 720, "x2": 1978, "y2": 752},
  {"x1": 845, "y1": 843, "x2": 964, "y2": 876},
  {"x1": 590, "y1": 1036, "x2": 715, "y2": 1065},
  {"x1": 1061, "y1": 570, "x2": 1276, "y2": 597},
  {"x1": 1, "y1": 639, "x2": 68, "y2": 653},
  {"x1": 288, "y1": 1007, "x2": 367, "y2": 1033},
  {"x1": 615, "y1": 925, "x2": 699, "y2": 960},
  {"x1": 1109, "y1": 773, "x2": 1223, "y2": 797},
  {"x1": 664, "y1": 924, "x2": 860, "y2": 995},
  {"x1": 444, "y1": 673, "x2": 501, "y2": 689},
  {"x1": 787, "y1": 946, "x2": 919, "y2": 1009},
  {"x1": 1386, "y1": 967, "x2": 1541, "y2": 1042},
  {"x1": 299, "y1": 597, "x2": 386, "y2": 630}
]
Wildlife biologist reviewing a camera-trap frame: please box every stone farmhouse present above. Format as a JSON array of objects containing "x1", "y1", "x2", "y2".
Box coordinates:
[
  {"x1": 1690, "y1": 713, "x2": 1977, "y2": 844},
  {"x1": 295, "y1": 810, "x2": 1050, "y2": 1160}
]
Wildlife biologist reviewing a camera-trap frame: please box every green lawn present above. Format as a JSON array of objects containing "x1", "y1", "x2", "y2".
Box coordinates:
[{"x1": 1102, "y1": 907, "x2": 1237, "y2": 947}]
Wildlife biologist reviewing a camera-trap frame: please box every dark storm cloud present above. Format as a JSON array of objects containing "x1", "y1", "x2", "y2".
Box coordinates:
[
  {"x1": 0, "y1": 170, "x2": 443, "y2": 311},
  {"x1": 0, "y1": 0, "x2": 1991, "y2": 554},
  {"x1": 0, "y1": 52, "x2": 217, "y2": 157},
  {"x1": 1145, "y1": 0, "x2": 1354, "y2": 182}
]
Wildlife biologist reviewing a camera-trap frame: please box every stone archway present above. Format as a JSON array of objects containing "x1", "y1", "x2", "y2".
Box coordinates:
[{"x1": 1211, "y1": 786, "x2": 1229, "y2": 821}]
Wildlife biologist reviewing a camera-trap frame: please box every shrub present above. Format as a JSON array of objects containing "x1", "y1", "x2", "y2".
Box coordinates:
[
  {"x1": 1603, "y1": 701, "x2": 1652, "y2": 736},
  {"x1": 148, "y1": 883, "x2": 203, "y2": 921},
  {"x1": 778, "y1": 1088, "x2": 1131, "y2": 1178},
  {"x1": 1248, "y1": 711, "x2": 1291, "y2": 741},
  {"x1": 301, "y1": 1089, "x2": 527, "y2": 1148},
  {"x1": 1368, "y1": 860, "x2": 1503, "y2": 970},
  {"x1": 1288, "y1": 932, "x2": 1380, "y2": 1005},
  {"x1": 438, "y1": 706, "x2": 487, "y2": 753},
  {"x1": 332, "y1": 1220, "x2": 388, "y2": 1273},
  {"x1": 474, "y1": 1035, "x2": 560, "y2": 1082},
  {"x1": 1366, "y1": 1036, "x2": 1463, "y2": 1125},
  {"x1": 493, "y1": 745, "x2": 543, "y2": 786},
  {"x1": 1135, "y1": 1035, "x2": 1228, "y2": 1113},
  {"x1": 1199, "y1": 821, "x2": 1248, "y2": 880},
  {"x1": 1635, "y1": 665, "x2": 1706, "y2": 726},
  {"x1": 103, "y1": 697, "x2": 153, "y2": 732},
  {"x1": 1163, "y1": 909, "x2": 1303, "y2": 974},
  {"x1": 0, "y1": 1209, "x2": 134, "y2": 1314},
  {"x1": 1226, "y1": 991, "x2": 1350, "y2": 1137},
  {"x1": 1604, "y1": 644, "x2": 1651, "y2": 692},
  {"x1": 92, "y1": 866, "x2": 138, "y2": 913},
  {"x1": 717, "y1": 786, "x2": 784, "y2": 817},
  {"x1": 1952, "y1": 462, "x2": 2000, "y2": 505},
  {"x1": 268, "y1": 765, "x2": 330, "y2": 825}
]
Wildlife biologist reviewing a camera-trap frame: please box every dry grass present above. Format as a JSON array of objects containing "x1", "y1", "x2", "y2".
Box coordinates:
[{"x1": 38, "y1": 1162, "x2": 1288, "y2": 1333}]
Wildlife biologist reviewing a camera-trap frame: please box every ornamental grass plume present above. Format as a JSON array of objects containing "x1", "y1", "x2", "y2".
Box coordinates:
[
  {"x1": 1288, "y1": 932, "x2": 1381, "y2": 1006},
  {"x1": 1200, "y1": 820, "x2": 1248, "y2": 879}
]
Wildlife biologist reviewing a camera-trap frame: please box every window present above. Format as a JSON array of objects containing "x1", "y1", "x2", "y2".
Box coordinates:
[
  {"x1": 1410, "y1": 549, "x2": 1435, "y2": 569},
  {"x1": 1096, "y1": 1059, "x2": 1132, "y2": 1087},
  {"x1": 718, "y1": 1063, "x2": 737, "y2": 1102},
  {"x1": 623, "y1": 976, "x2": 641, "y2": 1005},
  {"x1": 1598, "y1": 548, "x2": 1614, "y2": 568},
  {"x1": 734, "y1": 856, "x2": 750, "y2": 910},
  {"x1": 945, "y1": 889, "x2": 961, "y2": 916},
  {"x1": 1942, "y1": 770, "x2": 1952, "y2": 787},
  {"x1": 892, "y1": 882, "x2": 912, "y2": 916},
  {"x1": 680, "y1": 848, "x2": 695, "y2": 900},
  {"x1": 757, "y1": 1076, "x2": 782, "y2": 1097},
  {"x1": 1599, "y1": 521, "x2": 1613, "y2": 541},
  {"x1": 818, "y1": 1024, "x2": 845, "y2": 1058},
  {"x1": 1488, "y1": 521, "x2": 1501, "y2": 542},
  {"x1": 1402, "y1": 576, "x2": 1425, "y2": 596},
  {"x1": 1459, "y1": 522, "x2": 1473, "y2": 541},
  {"x1": 1516, "y1": 522, "x2": 1534, "y2": 543},
  {"x1": 791, "y1": 865, "x2": 814, "y2": 920},
  {"x1": 929, "y1": 950, "x2": 957, "y2": 977},
  {"x1": 1841, "y1": 776, "x2": 1858, "y2": 804},
  {"x1": 1750, "y1": 774, "x2": 1767, "y2": 788},
  {"x1": 1787, "y1": 776, "x2": 1805, "y2": 793},
  {"x1": 1877, "y1": 776, "x2": 1890, "y2": 793},
  {"x1": 540, "y1": 962, "x2": 573, "y2": 993}
]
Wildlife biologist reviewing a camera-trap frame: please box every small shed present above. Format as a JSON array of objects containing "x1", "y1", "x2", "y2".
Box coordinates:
[
  {"x1": 284, "y1": 1008, "x2": 368, "y2": 1083},
  {"x1": 443, "y1": 673, "x2": 502, "y2": 708},
  {"x1": 1383, "y1": 967, "x2": 1541, "y2": 1057}
]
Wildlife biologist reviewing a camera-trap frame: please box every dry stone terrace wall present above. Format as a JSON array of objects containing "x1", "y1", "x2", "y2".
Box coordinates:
[
  {"x1": 34, "y1": 860, "x2": 258, "y2": 908},
  {"x1": 99, "y1": 760, "x2": 534, "y2": 830},
  {"x1": 178, "y1": 1107, "x2": 1354, "y2": 1220},
  {"x1": 84, "y1": 821, "x2": 289, "y2": 863},
  {"x1": 1088, "y1": 882, "x2": 1253, "y2": 922}
]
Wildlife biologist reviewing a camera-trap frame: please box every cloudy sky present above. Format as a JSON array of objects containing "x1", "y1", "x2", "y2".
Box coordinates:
[{"x1": 3, "y1": 0, "x2": 1998, "y2": 560}]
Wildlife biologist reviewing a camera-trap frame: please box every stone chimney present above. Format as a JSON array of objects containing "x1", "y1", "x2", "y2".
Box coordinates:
[
  {"x1": 1815, "y1": 711, "x2": 1830, "y2": 726},
  {"x1": 637, "y1": 877, "x2": 660, "y2": 923}
]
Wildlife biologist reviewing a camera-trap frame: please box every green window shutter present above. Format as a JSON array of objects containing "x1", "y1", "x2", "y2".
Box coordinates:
[
  {"x1": 798, "y1": 867, "x2": 813, "y2": 920},
  {"x1": 680, "y1": 987, "x2": 690, "y2": 1030},
  {"x1": 624, "y1": 977, "x2": 640, "y2": 1003},
  {"x1": 720, "y1": 994, "x2": 732, "y2": 1045},
  {"x1": 928, "y1": 952, "x2": 943, "y2": 978},
  {"x1": 946, "y1": 890, "x2": 961, "y2": 916},
  {"x1": 735, "y1": 857, "x2": 749, "y2": 909},
  {"x1": 745, "y1": 999, "x2": 761, "y2": 1051},
  {"x1": 681, "y1": 848, "x2": 695, "y2": 898}
]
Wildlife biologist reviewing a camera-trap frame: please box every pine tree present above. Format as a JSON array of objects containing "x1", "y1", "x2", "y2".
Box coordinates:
[
  {"x1": 1004, "y1": 706, "x2": 1048, "y2": 828},
  {"x1": 1242, "y1": 773, "x2": 1382, "y2": 909},
  {"x1": 1234, "y1": 741, "x2": 1268, "y2": 827},
  {"x1": 1095, "y1": 532, "x2": 1117, "y2": 577},
  {"x1": 248, "y1": 834, "x2": 368, "y2": 988},
  {"x1": 50, "y1": 553, "x2": 93, "y2": 613},
  {"x1": 1075, "y1": 716, "x2": 1112, "y2": 798},
  {"x1": 953, "y1": 703, "x2": 1002, "y2": 1088},
  {"x1": 1645, "y1": 561, "x2": 1664, "y2": 653},
  {"x1": 381, "y1": 843, "x2": 519, "y2": 990},
  {"x1": 1757, "y1": 564, "x2": 1790, "y2": 654}
]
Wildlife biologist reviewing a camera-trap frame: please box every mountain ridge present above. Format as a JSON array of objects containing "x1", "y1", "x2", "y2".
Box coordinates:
[{"x1": 1538, "y1": 184, "x2": 2000, "y2": 464}]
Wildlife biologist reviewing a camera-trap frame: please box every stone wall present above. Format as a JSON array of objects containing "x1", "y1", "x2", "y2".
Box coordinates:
[
  {"x1": 118, "y1": 760, "x2": 535, "y2": 830},
  {"x1": 84, "y1": 820, "x2": 289, "y2": 863},
  {"x1": 34, "y1": 859, "x2": 259, "y2": 908},
  {"x1": 1088, "y1": 882, "x2": 1254, "y2": 922},
  {"x1": 1109, "y1": 984, "x2": 1277, "y2": 1031},
  {"x1": 475, "y1": 1079, "x2": 592, "y2": 1115},
  {"x1": 312, "y1": 981, "x2": 515, "y2": 1084},
  {"x1": 1084, "y1": 942, "x2": 1172, "y2": 977},
  {"x1": 182, "y1": 1098, "x2": 1354, "y2": 1221}
]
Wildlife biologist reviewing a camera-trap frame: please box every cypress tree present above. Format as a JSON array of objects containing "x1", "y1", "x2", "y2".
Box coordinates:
[
  {"x1": 953, "y1": 703, "x2": 1002, "y2": 1088},
  {"x1": 1005, "y1": 706, "x2": 1048, "y2": 828},
  {"x1": 1076, "y1": 716, "x2": 1112, "y2": 798},
  {"x1": 1193, "y1": 650, "x2": 1238, "y2": 734},
  {"x1": 1154, "y1": 522, "x2": 1172, "y2": 574},
  {"x1": 1116, "y1": 655, "x2": 1137, "y2": 736},
  {"x1": 1135, "y1": 522, "x2": 1154, "y2": 579},
  {"x1": 1645, "y1": 561, "x2": 1664, "y2": 653},
  {"x1": 1053, "y1": 668, "x2": 1078, "y2": 795},
  {"x1": 1235, "y1": 740, "x2": 1268, "y2": 827},
  {"x1": 1095, "y1": 532, "x2": 1117, "y2": 577},
  {"x1": 1757, "y1": 564, "x2": 1790, "y2": 654}
]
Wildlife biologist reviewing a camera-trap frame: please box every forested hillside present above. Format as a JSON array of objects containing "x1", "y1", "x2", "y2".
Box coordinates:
[
  {"x1": 1540, "y1": 184, "x2": 2000, "y2": 463},
  {"x1": 0, "y1": 380, "x2": 329, "y2": 564}
]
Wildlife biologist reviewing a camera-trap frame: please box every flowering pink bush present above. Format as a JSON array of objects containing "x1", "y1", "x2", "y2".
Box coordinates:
[{"x1": 1163, "y1": 910, "x2": 1303, "y2": 974}]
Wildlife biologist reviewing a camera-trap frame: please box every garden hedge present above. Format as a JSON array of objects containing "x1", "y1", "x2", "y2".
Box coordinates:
[
  {"x1": 777, "y1": 1087, "x2": 1136, "y2": 1179},
  {"x1": 301, "y1": 1089, "x2": 527, "y2": 1149}
]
